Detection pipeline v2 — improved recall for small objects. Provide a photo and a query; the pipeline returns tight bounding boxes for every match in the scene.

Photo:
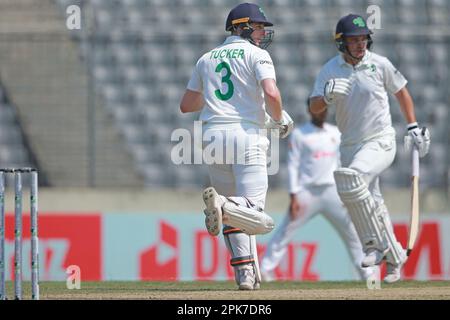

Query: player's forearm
[262,79,282,121]
[180,90,204,113]
[265,96,282,122]
[395,87,416,124]
[309,96,327,115]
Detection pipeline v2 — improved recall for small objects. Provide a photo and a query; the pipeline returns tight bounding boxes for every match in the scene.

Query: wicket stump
[0,168,39,300]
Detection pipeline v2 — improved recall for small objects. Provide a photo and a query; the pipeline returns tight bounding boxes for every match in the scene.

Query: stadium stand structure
[0,83,43,186]
[2,0,449,189]
[0,0,142,187]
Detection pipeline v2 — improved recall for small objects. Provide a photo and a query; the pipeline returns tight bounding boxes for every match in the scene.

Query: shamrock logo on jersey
[363,63,377,76]
[352,17,366,27]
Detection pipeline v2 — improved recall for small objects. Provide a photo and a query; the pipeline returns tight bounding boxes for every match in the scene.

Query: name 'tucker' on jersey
[187,36,276,127]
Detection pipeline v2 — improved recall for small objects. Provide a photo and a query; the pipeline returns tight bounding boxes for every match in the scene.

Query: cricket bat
[407,146,420,256]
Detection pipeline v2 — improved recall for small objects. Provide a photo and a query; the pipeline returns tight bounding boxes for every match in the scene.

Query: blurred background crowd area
[0,0,448,203]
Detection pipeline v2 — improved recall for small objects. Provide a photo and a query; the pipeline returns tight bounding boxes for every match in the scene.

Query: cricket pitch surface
[4,280,450,300]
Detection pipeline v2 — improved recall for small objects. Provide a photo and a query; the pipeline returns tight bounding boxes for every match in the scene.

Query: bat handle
[412,146,419,177]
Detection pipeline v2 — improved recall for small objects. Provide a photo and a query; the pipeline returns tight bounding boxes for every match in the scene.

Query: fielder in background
[180,3,293,290]
[309,14,430,283]
[260,102,377,281]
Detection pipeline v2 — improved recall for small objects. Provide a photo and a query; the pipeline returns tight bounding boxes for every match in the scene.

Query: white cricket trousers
[203,123,270,208]
[260,184,373,280]
[340,132,396,206]
[203,123,270,278]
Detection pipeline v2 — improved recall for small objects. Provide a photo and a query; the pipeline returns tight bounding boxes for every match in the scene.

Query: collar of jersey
[307,121,326,131]
[223,35,249,45]
[338,50,372,68]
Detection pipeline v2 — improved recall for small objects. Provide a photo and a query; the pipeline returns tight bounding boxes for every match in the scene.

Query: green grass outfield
[3,280,450,299]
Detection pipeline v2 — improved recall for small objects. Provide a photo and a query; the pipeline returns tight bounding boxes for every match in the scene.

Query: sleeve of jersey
[186,61,203,93]
[287,130,302,194]
[254,50,276,82]
[383,58,407,94]
[310,66,329,98]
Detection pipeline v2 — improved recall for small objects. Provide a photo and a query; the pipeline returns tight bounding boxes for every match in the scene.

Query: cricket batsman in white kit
[180,3,293,290]
[261,103,376,281]
[309,14,430,283]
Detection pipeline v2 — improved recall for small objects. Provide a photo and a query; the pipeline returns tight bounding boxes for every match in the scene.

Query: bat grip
[412,146,419,177]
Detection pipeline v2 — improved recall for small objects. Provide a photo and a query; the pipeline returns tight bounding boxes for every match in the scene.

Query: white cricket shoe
[361,248,388,267]
[384,250,407,284]
[202,187,224,236]
[236,265,259,290]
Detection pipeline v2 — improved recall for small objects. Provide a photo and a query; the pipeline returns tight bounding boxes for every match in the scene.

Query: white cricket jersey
[288,122,341,193]
[311,51,407,146]
[187,36,276,127]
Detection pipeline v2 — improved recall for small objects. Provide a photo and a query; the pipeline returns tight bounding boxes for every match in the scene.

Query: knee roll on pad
[222,201,274,235]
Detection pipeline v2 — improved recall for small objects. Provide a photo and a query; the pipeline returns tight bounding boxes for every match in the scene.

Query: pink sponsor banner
[3,213,102,281]
[5,212,447,281]
[193,230,320,281]
[391,219,445,280]
[103,213,450,281]
[103,213,313,281]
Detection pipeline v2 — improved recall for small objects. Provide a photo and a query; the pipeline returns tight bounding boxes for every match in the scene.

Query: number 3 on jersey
[214,62,234,101]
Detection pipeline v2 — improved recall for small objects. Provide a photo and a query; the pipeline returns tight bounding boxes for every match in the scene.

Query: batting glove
[323,78,352,105]
[265,110,294,139]
[404,122,431,158]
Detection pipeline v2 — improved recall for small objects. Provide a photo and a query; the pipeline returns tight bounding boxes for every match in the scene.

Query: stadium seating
[0,85,36,183]
[55,0,449,189]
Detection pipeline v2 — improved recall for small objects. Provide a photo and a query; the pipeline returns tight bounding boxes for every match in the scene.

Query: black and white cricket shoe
[202,187,224,236]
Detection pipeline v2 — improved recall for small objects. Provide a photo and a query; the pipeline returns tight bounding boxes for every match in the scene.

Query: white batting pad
[222,201,274,235]
[334,168,405,264]
[222,229,261,289]
[377,206,407,266]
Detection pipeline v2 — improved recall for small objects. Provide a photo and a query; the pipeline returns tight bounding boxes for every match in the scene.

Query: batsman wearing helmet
[180,3,293,290]
[309,14,430,283]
